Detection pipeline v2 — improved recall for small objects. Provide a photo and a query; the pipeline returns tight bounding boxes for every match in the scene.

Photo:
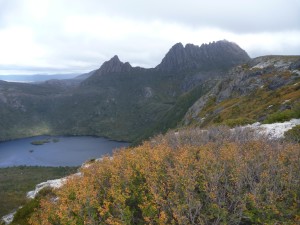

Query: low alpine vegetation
[29,127,300,225]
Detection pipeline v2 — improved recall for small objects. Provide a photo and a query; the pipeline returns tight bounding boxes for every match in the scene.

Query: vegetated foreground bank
[0,166,78,218]
[25,127,300,225]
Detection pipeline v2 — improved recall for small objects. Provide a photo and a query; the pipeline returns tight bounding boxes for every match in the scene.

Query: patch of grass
[0,166,78,218]
[222,118,256,127]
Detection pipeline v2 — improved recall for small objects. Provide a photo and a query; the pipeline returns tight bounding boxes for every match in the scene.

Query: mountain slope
[0,74,80,83]
[0,80,72,141]
[183,55,300,127]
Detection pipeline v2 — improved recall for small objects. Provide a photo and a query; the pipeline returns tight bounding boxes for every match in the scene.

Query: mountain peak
[172,42,184,49]
[156,40,250,72]
[99,55,132,74]
[155,42,186,72]
[110,55,121,62]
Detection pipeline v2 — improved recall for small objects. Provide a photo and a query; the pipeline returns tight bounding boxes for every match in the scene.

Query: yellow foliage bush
[29,128,300,225]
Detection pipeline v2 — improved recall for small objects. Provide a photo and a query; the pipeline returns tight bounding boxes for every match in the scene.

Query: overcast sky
[0,0,299,75]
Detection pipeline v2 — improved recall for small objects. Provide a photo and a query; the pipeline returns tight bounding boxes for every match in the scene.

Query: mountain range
[0,40,299,144]
[0,74,80,83]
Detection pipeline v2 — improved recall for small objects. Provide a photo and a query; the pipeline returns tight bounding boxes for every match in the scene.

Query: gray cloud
[0,0,299,75]
[0,0,31,30]
[67,0,300,33]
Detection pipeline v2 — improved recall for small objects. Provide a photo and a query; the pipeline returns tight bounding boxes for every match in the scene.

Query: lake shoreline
[0,134,129,144]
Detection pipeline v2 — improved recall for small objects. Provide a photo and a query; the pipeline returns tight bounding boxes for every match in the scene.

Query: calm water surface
[0,136,129,167]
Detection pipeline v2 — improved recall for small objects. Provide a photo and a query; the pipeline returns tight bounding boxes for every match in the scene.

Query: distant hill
[74,70,96,80]
[0,73,81,83]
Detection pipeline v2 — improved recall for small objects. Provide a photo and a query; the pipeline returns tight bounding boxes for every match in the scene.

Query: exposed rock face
[98,55,132,74]
[2,211,15,225]
[156,43,186,72]
[156,40,250,72]
[183,55,300,126]
[243,119,300,139]
[27,173,81,199]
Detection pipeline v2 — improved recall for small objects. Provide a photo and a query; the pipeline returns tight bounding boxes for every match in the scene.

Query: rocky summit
[97,55,133,74]
[156,40,250,72]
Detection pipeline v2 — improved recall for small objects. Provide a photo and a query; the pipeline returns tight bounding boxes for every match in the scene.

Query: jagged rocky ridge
[156,40,250,72]
[0,40,250,142]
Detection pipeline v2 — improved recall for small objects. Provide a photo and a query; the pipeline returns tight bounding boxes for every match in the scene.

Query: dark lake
[0,136,129,167]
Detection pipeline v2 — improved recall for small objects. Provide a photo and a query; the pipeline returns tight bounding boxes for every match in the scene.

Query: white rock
[26,172,81,199]
[252,61,271,69]
[1,211,16,225]
[26,178,67,199]
[244,118,300,139]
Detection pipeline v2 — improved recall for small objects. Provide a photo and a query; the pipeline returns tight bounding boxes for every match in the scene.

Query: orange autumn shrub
[30,128,300,225]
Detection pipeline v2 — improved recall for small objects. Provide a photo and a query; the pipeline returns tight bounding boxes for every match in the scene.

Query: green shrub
[264,110,295,123]
[11,199,39,225]
[284,125,300,143]
[11,187,56,225]
[264,103,300,124]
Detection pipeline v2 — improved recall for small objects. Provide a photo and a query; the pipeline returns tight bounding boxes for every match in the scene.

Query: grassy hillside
[184,56,300,128]
[197,80,300,127]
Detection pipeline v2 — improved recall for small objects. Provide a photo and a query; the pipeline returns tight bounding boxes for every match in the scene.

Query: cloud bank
[0,0,299,74]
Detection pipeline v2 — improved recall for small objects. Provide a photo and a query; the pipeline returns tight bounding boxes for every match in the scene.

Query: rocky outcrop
[243,119,300,139]
[156,40,250,72]
[1,212,15,225]
[183,55,300,126]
